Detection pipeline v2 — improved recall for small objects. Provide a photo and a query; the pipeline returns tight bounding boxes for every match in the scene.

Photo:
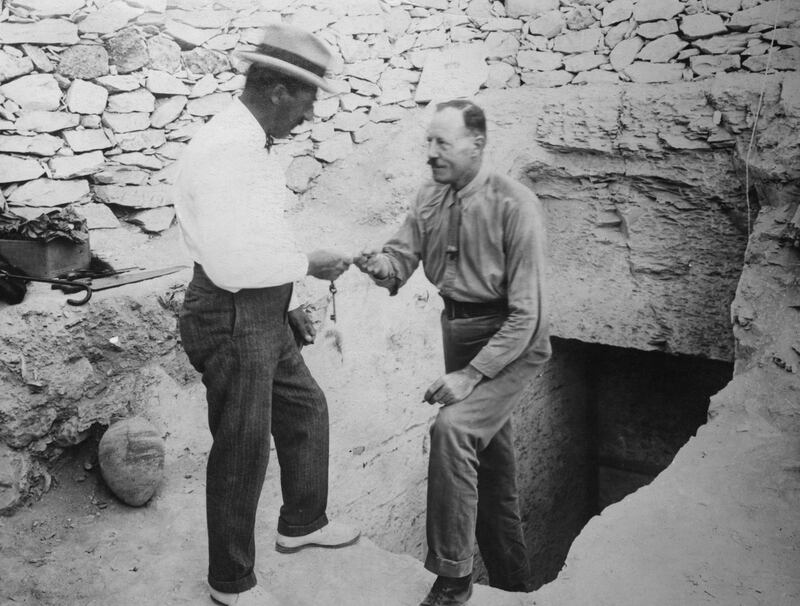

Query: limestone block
[286,156,323,194]
[75,203,120,229]
[115,129,166,152]
[150,96,187,128]
[186,93,231,117]
[332,110,369,133]
[48,151,105,179]
[311,121,335,143]
[63,129,113,153]
[106,27,149,74]
[78,1,143,35]
[517,50,564,72]
[205,33,239,51]
[128,207,175,233]
[728,0,800,29]
[485,32,520,59]
[601,0,634,27]
[605,21,632,49]
[563,53,607,73]
[0,155,44,183]
[189,74,217,98]
[527,10,565,38]
[680,13,728,40]
[145,71,190,95]
[57,45,110,80]
[147,36,182,73]
[483,18,524,32]
[13,0,85,17]
[95,75,141,93]
[164,20,215,48]
[565,6,596,31]
[107,89,156,113]
[111,152,163,170]
[414,29,448,49]
[764,28,800,47]
[94,167,150,186]
[183,48,229,75]
[287,7,336,32]
[1,74,61,111]
[0,20,79,45]
[414,45,488,103]
[610,36,643,72]
[0,134,62,156]
[625,61,684,83]
[314,97,340,120]
[743,48,800,72]
[520,70,573,86]
[98,418,164,507]
[7,178,89,207]
[0,51,34,84]
[637,34,688,63]
[486,62,517,88]
[405,0,447,9]
[708,0,741,12]
[690,54,741,77]
[93,184,171,208]
[572,70,621,84]
[693,32,755,54]
[167,8,232,29]
[102,112,151,133]
[22,45,54,73]
[637,20,679,39]
[632,0,684,23]
[333,16,385,35]
[218,75,245,92]
[315,132,354,163]
[344,60,385,83]
[506,0,558,18]
[552,28,604,54]
[411,14,444,33]
[66,80,109,115]
[14,111,80,133]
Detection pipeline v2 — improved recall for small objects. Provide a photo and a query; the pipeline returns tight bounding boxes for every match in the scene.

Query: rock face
[98,417,165,507]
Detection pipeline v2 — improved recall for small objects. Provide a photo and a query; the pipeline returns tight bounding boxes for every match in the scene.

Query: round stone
[98,417,165,507]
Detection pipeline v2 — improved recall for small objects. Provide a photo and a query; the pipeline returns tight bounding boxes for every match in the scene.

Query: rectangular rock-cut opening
[479,337,734,590]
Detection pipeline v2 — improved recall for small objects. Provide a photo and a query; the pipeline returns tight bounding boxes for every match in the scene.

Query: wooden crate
[0,237,91,278]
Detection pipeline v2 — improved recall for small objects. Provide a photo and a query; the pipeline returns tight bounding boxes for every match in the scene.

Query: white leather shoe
[275,520,361,554]
[210,584,279,605]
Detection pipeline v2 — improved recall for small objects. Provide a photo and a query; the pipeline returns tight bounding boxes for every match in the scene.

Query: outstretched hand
[423,367,484,406]
[307,249,352,281]
[354,248,392,280]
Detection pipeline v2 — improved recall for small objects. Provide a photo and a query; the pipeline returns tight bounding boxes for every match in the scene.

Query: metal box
[0,237,91,278]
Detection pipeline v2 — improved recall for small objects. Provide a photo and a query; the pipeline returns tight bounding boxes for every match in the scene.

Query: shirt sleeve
[378,195,424,295]
[183,145,308,291]
[469,190,547,378]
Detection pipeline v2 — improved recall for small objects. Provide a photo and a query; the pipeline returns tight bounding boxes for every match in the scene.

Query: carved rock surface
[98,417,164,507]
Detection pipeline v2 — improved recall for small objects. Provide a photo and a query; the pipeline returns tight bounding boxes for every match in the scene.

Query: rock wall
[1,0,799,232]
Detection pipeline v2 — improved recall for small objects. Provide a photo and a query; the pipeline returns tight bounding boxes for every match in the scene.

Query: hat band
[256,43,326,78]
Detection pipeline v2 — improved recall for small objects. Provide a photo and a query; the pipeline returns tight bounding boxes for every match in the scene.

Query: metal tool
[329,281,337,322]
[0,268,92,306]
[69,265,187,293]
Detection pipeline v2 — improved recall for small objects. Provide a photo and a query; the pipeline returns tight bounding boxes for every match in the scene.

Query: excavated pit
[502,338,733,590]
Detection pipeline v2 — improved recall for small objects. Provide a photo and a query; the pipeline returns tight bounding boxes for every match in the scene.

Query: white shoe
[210,584,279,605]
[275,520,361,554]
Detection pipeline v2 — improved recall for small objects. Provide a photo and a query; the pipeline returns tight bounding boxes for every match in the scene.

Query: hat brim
[235,51,336,93]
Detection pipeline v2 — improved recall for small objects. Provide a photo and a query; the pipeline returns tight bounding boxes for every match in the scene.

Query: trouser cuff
[424,550,473,578]
[208,570,256,594]
[277,513,328,537]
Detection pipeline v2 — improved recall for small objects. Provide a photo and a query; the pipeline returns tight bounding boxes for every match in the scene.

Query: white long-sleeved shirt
[174,98,308,299]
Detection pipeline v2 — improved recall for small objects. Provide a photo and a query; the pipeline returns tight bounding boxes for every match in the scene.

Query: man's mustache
[428,158,443,168]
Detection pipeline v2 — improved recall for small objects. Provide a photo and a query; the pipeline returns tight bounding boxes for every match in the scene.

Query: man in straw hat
[175,23,360,606]
[356,99,551,605]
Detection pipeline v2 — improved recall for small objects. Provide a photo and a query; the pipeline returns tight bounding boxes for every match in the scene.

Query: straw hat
[236,23,335,92]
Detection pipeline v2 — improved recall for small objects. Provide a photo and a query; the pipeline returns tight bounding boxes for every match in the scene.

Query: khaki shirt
[381,164,551,378]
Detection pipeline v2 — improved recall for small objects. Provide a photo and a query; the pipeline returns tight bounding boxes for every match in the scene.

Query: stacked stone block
[0,0,798,235]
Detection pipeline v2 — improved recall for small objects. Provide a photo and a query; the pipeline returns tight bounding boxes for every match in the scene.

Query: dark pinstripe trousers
[180,264,329,594]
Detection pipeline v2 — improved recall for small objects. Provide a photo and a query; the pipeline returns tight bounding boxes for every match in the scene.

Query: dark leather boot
[419,575,473,606]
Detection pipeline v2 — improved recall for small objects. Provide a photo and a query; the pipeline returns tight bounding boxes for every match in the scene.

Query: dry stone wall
[1,0,799,232]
